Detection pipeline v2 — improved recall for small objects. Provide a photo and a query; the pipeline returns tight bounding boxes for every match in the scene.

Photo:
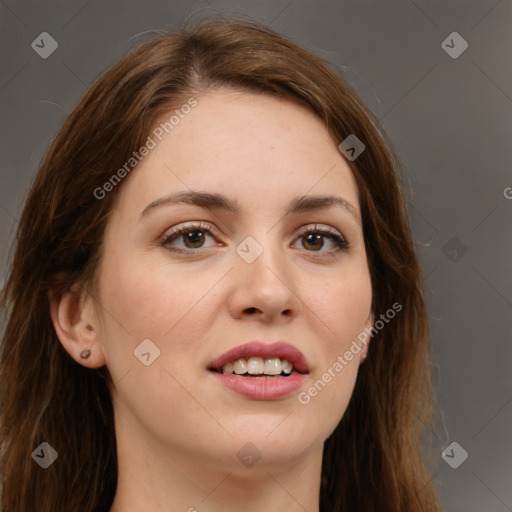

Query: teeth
[222,362,234,374]
[247,357,264,374]
[233,359,247,374]
[264,358,282,375]
[281,359,293,375]
[221,357,294,375]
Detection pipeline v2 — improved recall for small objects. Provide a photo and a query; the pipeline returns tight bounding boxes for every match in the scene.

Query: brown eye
[301,233,324,251]
[292,224,349,257]
[181,229,207,249]
[162,222,219,253]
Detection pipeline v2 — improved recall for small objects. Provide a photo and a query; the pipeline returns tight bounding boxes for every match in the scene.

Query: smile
[210,356,295,376]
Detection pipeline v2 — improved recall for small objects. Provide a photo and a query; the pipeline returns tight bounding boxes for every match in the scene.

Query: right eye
[161,221,222,254]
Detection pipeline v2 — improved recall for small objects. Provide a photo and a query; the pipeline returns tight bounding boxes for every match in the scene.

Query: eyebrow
[138,191,361,225]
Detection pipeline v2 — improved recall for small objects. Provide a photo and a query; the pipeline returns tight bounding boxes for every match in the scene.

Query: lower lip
[209,371,308,400]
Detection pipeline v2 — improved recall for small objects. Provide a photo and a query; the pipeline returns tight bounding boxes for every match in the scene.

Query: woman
[0,16,441,512]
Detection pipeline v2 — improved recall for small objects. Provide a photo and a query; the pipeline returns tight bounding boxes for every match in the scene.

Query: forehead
[115,89,360,218]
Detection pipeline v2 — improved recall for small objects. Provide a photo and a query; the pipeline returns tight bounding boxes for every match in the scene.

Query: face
[92,88,373,474]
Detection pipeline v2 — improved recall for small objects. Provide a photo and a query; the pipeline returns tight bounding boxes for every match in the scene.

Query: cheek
[299,275,370,437]
[97,251,226,368]
[309,267,372,347]
[99,251,200,334]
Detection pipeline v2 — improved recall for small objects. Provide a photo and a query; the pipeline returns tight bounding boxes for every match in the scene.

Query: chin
[227,424,319,459]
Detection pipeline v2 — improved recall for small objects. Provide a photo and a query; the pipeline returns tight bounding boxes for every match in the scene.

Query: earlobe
[48,287,106,368]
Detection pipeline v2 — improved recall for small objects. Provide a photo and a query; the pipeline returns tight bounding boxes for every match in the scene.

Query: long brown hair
[0,14,440,512]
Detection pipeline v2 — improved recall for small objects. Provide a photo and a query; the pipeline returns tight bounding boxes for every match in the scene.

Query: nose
[227,237,303,323]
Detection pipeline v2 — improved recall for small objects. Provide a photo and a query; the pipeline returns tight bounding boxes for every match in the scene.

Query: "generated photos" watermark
[298,302,402,404]
[93,98,197,200]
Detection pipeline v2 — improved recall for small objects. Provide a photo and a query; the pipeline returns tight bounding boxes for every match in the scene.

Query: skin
[50,88,374,512]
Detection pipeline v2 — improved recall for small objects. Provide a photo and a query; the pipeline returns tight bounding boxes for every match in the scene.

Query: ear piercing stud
[80,349,91,359]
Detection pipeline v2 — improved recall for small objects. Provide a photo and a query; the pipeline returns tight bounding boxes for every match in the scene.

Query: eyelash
[161,221,349,258]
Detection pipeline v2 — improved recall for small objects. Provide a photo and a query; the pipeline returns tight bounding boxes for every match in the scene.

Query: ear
[49,284,106,368]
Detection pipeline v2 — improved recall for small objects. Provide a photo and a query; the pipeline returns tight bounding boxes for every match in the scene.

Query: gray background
[1,1,511,510]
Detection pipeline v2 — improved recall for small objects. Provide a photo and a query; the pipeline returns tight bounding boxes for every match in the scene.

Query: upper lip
[209,341,310,374]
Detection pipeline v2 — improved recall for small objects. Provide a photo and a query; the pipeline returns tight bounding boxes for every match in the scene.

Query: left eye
[291,226,348,253]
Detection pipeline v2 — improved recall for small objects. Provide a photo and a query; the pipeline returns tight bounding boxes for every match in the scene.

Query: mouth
[208,340,310,376]
[207,341,309,400]
[209,355,302,378]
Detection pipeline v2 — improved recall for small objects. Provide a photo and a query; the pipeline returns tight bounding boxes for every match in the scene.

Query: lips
[208,341,310,374]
